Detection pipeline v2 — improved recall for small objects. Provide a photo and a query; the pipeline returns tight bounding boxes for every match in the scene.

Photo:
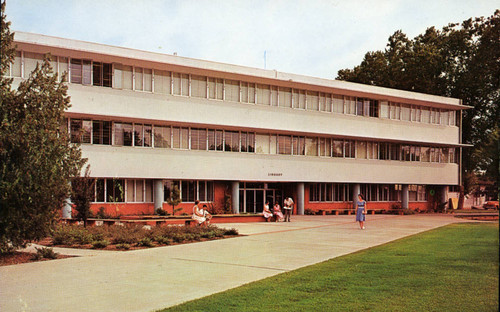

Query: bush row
[51,224,239,249]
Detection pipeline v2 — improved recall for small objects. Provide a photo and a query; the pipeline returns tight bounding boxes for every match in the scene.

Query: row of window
[9,51,459,126]
[309,183,427,202]
[69,118,459,164]
[93,179,214,203]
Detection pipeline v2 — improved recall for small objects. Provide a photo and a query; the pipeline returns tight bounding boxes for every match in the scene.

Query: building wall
[66,84,460,145]
[81,144,459,185]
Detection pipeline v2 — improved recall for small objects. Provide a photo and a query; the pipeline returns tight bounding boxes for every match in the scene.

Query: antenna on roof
[264,50,267,69]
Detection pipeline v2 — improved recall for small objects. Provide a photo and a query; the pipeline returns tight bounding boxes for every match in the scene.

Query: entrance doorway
[239,182,286,213]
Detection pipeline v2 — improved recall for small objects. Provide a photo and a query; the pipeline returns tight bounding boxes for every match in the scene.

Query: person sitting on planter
[192,200,212,226]
[263,201,273,222]
[273,202,284,222]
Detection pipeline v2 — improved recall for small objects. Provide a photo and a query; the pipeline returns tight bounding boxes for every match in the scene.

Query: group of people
[192,194,368,229]
[263,196,294,222]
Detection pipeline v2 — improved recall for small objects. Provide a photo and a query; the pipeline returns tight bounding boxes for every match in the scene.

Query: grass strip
[162,223,498,312]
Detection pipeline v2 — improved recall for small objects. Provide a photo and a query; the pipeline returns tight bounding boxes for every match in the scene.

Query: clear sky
[4,0,499,79]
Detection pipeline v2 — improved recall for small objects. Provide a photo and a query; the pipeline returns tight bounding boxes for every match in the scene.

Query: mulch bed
[0,251,73,267]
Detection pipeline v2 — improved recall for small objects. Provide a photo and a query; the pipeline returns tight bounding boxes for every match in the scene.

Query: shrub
[111,225,145,245]
[95,206,111,219]
[156,208,167,216]
[304,208,315,215]
[223,228,239,236]
[403,208,416,215]
[116,243,131,250]
[137,237,154,247]
[51,225,93,245]
[32,247,58,260]
[92,240,109,249]
[153,236,171,245]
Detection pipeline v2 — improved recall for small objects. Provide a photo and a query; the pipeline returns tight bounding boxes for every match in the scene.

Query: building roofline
[13,30,469,110]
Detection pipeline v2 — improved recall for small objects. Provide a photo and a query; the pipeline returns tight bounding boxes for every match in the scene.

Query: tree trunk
[458,185,465,210]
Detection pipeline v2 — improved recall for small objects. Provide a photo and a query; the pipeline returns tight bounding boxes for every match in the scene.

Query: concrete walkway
[0,214,471,312]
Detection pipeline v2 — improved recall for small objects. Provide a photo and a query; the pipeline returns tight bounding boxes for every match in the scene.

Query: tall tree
[0,1,85,251]
[337,10,500,199]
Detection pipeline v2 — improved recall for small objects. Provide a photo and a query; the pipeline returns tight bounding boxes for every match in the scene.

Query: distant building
[9,31,469,216]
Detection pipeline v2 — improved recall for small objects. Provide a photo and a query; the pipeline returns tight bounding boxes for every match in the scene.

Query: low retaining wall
[61,214,267,227]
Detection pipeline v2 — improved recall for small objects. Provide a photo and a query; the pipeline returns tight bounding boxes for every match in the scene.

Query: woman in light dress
[273,202,284,222]
[263,201,273,222]
[192,200,212,226]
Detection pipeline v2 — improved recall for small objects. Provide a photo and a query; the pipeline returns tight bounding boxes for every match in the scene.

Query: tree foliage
[0,2,85,251]
[166,185,182,215]
[337,10,499,197]
[71,165,95,227]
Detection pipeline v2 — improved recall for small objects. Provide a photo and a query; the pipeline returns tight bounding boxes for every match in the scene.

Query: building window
[278,135,292,155]
[191,128,207,150]
[191,75,207,98]
[224,131,240,152]
[92,62,112,87]
[114,123,133,146]
[92,120,111,145]
[292,136,305,155]
[181,180,196,202]
[306,91,319,111]
[154,70,172,94]
[344,140,355,158]
[70,58,91,84]
[154,125,171,148]
[319,138,331,157]
[103,179,124,202]
[305,137,318,156]
[70,119,91,143]
[208,129,224,151]
[369,100,379,117]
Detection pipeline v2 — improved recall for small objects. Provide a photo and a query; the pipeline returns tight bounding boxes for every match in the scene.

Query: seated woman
[192,200,212,226]
[273,203,284,222]
[263,201,273,222]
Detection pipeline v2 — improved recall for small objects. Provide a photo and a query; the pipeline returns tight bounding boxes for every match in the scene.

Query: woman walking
[356,194,367,229]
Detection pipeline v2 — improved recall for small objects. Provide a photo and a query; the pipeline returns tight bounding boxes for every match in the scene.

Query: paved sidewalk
[0,214,469,312]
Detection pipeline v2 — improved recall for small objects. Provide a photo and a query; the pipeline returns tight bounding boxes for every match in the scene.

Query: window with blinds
[191,75,207,98]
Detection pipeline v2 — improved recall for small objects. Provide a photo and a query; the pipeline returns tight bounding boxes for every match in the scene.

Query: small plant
[95,207,111,219]
[92,239,110,249]
[223,228,239,236]
[116,243,131,250]
[32,247,59,260]
[402,208,416,215]
[137,237,154,247]
[153,236,171,245]
[304,208,315,215]
[156,208,167,216]
[167,185,182,215]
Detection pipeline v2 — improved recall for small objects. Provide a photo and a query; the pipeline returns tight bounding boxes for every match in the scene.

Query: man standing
[283,196,294,222]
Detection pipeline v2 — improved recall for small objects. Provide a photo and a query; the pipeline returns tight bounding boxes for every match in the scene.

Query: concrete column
[154,179,164,213]
[401,184,409,209]
[231,181,240,214]
[439,186,448,205]
[62,198,72,218]
[352,183,360,209]
[296,182,304,215]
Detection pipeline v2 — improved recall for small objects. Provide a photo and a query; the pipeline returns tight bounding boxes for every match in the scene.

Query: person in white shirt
[283,196,294,222]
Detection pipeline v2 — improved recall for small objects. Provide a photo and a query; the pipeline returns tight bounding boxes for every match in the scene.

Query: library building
[9,31,469,217]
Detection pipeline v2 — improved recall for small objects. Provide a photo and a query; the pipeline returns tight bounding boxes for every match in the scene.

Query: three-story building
[9,31,468,217]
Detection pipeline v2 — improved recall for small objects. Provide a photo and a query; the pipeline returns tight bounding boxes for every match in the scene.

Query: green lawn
[162,223,499,312]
